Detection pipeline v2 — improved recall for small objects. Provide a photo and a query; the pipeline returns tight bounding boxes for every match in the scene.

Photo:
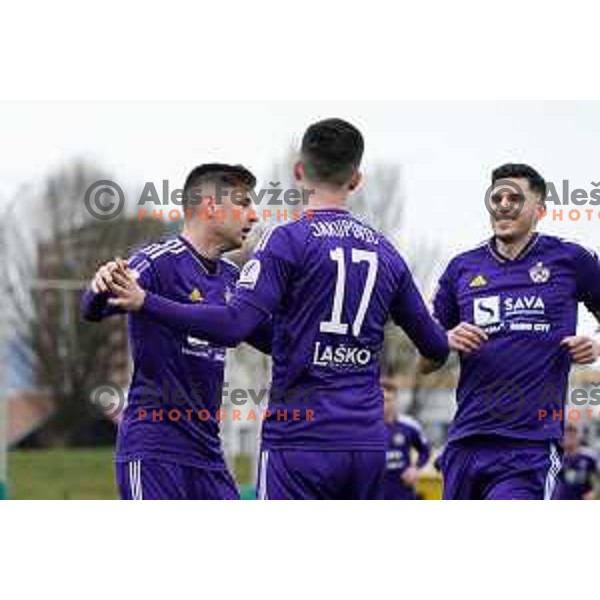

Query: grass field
[8,449,443,499]
[9,448,118,499]
[8,448,255,499]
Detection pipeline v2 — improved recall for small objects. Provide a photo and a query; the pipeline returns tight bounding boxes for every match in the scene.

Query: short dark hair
[301,118,364,187]
[183,163,256,211]
[492,163,547,205]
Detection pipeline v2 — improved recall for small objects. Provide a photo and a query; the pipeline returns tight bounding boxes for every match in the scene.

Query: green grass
[9,448,118,500]
[8,448,255,500]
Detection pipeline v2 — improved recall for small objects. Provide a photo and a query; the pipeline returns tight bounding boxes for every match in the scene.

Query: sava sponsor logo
[504,295,545,315]
[473,296,501,326]
[312,341,372,367]
[473,295,546,326]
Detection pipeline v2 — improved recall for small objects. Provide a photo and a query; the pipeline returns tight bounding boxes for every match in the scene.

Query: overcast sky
[1,101,599,330]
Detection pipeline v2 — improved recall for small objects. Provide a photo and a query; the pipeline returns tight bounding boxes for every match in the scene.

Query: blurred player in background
[554,422,599,500]
[382,376,431,500]
[420,163,600,500]
[106,118,450,499]
[81,164,270,500]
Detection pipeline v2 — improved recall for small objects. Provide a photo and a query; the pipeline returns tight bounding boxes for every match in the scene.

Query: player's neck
[306,190,348,212]
[494,230,536,260]
[180,227,223,261]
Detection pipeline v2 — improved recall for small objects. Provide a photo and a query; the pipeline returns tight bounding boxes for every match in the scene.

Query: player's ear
[537,203,547,220]
[348,170,362,192]
[294,161,304,183]
[204,195,217,216]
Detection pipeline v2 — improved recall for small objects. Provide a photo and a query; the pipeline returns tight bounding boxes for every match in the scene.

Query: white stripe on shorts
[129,460,143,500]
[544,444,561,500]
[258,451,269,500]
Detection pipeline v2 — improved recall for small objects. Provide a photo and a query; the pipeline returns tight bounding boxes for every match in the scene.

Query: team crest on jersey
[469,274,488,288]
[529,262,551,284]
[393,433,405,446]
[189,288,204,302]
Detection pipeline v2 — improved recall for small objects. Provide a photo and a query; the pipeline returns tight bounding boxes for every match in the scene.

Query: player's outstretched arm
[80,259,128,321]
[107,269,268,347]
[389,267,450,366]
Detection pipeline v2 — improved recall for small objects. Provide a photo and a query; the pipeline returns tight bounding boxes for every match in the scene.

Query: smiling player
[420,163,600,500]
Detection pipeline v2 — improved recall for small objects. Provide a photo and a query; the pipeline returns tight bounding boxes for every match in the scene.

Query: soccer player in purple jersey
[554,422,599,500]
[420,163,600,500]
[106,119,450,500]
[382,377,431,500]
[81,163,271,500]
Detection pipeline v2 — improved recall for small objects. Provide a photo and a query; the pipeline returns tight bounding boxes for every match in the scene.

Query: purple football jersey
[433,234,600,443]
[81,235,245,469]
[236,209,448,451]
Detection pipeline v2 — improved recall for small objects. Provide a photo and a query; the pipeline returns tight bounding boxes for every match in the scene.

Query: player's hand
[107,266,146,311]
[401,466,419,486]
[582,490,596,500]
[90,258,127,294]
[448,322,488,354]
[561,336,600,365]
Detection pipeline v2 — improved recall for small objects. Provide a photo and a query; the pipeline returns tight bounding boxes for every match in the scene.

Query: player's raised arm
[389,260,450,366]
[81,255,155,322]
[80,258,129,321]
[108,226,294,348]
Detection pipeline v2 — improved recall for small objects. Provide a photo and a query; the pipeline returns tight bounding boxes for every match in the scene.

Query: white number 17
[319,247,378,337]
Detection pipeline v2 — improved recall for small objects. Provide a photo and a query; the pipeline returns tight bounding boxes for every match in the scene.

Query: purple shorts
[256,449,385,500]
[115,459,239,500]
[441,436,562,500]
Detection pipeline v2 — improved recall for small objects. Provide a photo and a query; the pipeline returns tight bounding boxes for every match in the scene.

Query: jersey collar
[177,235,220,275]
[487,232,540,264]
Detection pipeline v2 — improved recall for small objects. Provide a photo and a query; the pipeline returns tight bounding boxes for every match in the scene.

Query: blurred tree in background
[0,161,166,446]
